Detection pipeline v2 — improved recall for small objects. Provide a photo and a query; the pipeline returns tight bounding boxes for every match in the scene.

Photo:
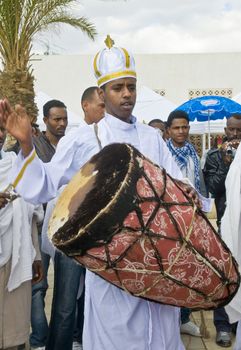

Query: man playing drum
[0,36,201,350]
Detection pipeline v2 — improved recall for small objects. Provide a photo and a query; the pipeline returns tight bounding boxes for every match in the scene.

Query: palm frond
[0,0,97,68]
[0,0,97,121]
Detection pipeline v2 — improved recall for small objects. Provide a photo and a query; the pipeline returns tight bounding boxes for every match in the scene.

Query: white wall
[135,52,241,104]
[32,54,95,120]
[31,52,241,120]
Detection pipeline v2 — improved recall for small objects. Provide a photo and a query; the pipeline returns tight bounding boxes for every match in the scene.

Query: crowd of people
[0,37,241,350]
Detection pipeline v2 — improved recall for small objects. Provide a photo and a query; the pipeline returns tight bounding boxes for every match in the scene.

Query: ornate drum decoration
[48,143,240,310]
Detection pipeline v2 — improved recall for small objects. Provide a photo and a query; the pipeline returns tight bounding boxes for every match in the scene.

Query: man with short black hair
[166,109,207,338]
[30,99,68,350]
[166,110,207,196]
[33,99,68,162]
[81,86,105,125]
[148,118,168,139]
[30,100,85,350]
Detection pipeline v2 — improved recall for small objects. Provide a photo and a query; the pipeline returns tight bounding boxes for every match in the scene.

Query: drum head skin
[49,143,240,310]
[49,143,140,254]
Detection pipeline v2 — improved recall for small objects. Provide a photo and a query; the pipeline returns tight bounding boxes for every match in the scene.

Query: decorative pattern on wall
[154,89,166,96]
[189,134,225,157]
[189,135,202,157]
[188,88,232,99]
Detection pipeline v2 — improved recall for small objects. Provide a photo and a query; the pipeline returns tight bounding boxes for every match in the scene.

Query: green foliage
[0,0,96,70]
[0,0,96,121]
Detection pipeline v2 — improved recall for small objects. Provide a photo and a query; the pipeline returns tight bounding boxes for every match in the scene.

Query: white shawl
[0,151,36,291]
[221,143,241,323]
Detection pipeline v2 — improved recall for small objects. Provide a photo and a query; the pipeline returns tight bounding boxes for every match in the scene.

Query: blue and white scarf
[166,139,201,192]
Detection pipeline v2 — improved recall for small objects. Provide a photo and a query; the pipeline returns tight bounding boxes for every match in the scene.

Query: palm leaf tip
[41,16,97,40]
[70,16,97,40]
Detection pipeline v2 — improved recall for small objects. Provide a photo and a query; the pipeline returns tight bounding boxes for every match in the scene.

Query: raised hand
[0,99,32,141]
[0,99,33,157]
[220,139,240,165]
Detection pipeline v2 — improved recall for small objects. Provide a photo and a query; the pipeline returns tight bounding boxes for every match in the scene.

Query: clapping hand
[0,99,33,156]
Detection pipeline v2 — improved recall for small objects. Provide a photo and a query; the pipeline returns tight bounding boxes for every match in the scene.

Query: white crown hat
[93,35,136,87]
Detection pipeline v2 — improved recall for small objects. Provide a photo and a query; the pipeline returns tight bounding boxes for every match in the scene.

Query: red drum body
[49,143,239,310]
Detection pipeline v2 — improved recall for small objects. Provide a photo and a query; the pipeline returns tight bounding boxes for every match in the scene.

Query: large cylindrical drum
[48,143,240,310]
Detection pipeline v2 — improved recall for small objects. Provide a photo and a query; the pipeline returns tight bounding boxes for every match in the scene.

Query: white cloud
[32,0,241,54]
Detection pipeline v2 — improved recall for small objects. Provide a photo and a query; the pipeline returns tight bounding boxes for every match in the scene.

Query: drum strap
[94,123,103,150]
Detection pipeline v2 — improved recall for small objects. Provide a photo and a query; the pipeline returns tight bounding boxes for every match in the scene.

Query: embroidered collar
[104,113,136,130]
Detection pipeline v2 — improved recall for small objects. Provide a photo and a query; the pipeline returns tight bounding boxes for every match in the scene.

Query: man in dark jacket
[33,99,68,162]
[30,99,69,350]
[203,113,241,347]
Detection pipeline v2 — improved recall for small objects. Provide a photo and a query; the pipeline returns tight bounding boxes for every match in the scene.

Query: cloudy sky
[33,0,241,55]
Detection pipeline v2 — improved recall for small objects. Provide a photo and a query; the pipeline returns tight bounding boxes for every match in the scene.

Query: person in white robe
[221,142,241,350]
[0,37,203,350]
[0,127,43,349]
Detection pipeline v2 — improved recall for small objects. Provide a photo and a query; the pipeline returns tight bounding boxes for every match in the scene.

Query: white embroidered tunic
[10,114,184,350]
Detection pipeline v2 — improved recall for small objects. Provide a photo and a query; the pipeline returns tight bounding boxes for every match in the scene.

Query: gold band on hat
[97,70,136,87]
[93,51,101,78]
[95,35,136,86]
[121,48,130,68]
